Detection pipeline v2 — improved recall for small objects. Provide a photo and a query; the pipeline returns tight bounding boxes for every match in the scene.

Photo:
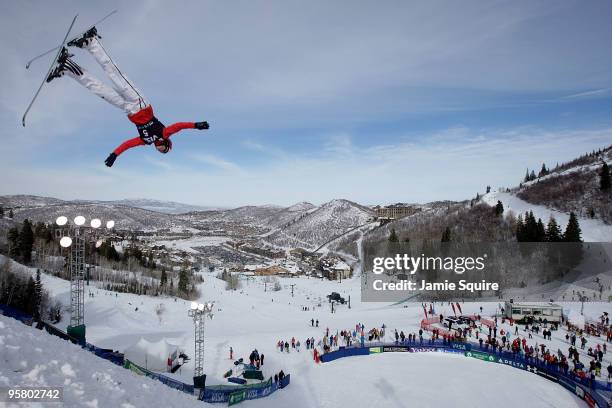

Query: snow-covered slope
[0,315,203,408]
[483,190,612,241]
[263,202,318,229]
[3,257,598,408]
[516,146,612,224]
[264,199,373,249]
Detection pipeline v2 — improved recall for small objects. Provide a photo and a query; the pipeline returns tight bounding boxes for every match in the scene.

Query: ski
[25,10,117,70]
[22,14,78,127]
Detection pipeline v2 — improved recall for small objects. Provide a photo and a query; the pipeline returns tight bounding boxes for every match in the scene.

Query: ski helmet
[155,138,172,154]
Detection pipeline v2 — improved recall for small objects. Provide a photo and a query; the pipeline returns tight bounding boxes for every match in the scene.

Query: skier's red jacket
[113,106,195,156]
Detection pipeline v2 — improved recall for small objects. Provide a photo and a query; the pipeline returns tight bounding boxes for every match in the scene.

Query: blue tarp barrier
[0,303,33,324]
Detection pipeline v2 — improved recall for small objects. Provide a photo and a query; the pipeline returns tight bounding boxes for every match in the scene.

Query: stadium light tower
[188,301,213,392]
[56,215,115,344]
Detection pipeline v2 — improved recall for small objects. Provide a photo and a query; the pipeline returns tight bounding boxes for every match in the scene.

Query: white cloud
[191,153,244,174]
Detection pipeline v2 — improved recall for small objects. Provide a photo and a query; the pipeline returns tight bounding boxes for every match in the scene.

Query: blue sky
[1,0,612,207]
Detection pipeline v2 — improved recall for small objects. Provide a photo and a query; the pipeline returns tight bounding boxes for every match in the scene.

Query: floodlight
[191,302,198,310]
[74,216,86,226]
[90,218,102,228]
[106,220,115,229]
[60,236,73,248]
[56,216,68,226]
[198,304,204,311]
[95,239,103,248]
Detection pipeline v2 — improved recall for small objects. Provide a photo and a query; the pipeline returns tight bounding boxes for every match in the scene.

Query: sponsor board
[383,346,410,352]
[575,385,585,399]
[465,351,495,362]
[409,347,439,353]
[496,358,526,370]
[450,343,469,351]
[369,347,382,354]
[228,390,246,406]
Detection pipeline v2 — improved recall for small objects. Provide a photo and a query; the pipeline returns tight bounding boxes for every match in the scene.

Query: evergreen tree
[9,209,13,218]
[529,170,536,181]
[524,169,530,183]
[538,163,548,177]
[19,219,34,264]
[0,206,4,218]
[515,214,524,242]
[536,218,546,242]
[600,162,611,191]
[563,212,582,242]
[441,227,451,242]
[525,211,537,241]
[7,227,20,258]
[494,200,504,217]
[178,268,189,293]
[34,269,43,320]
[546,217,562,242]
[388,228,399,243]
[486,185,491,194]
[160,269,168,288]
[588,207,595,218]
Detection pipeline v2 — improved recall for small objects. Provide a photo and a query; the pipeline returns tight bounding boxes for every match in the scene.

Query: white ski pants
[66,37,148,115]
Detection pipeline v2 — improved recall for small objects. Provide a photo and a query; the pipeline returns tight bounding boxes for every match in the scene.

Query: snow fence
[319,340,611,408]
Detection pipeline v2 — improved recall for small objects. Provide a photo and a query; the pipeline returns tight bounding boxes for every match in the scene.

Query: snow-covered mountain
[104,198,222,214]
[0,194,65,208]
[264,199,374,249]
[4,201,182,231]
[0,195,218,215]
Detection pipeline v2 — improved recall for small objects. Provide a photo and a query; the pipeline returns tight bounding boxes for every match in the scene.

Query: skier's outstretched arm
[105,137,145,167]
[162,121,209,139]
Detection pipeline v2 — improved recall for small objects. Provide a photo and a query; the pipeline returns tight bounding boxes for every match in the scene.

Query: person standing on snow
[46,27,209,167]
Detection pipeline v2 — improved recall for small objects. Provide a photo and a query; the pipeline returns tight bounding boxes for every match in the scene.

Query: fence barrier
[319,339,611,408]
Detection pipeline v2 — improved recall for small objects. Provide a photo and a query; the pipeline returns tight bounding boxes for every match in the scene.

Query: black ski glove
[105,152,117,167]
[194,121,209,130]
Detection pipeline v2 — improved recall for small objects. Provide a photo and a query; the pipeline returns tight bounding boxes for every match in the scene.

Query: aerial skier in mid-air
[46,27,209,167]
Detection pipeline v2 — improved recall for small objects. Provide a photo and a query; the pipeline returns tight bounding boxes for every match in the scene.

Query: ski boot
[67,26,101,48]
[46,47,83,82]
